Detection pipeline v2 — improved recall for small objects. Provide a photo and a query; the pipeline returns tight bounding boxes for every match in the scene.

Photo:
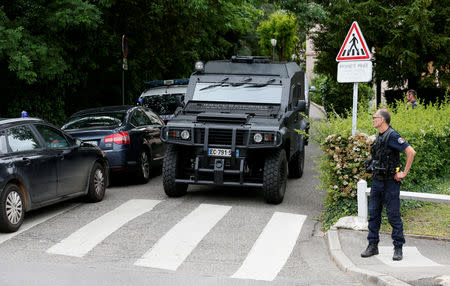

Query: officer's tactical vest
[370,126,400,177]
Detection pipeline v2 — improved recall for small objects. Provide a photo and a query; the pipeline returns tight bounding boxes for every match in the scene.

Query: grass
[380,177,450,238]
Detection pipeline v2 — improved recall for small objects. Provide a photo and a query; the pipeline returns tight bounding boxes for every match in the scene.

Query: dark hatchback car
[62,106,165,183]
[0,118,109,232]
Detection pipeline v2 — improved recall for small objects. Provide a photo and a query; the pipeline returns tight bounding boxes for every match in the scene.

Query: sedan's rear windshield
[62,113,126,130]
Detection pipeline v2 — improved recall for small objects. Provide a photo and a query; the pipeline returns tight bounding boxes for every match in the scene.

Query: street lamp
[270,38,277,61]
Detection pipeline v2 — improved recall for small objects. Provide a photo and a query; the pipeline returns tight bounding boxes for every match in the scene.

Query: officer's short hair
[378,109,391,125]
[407,89,417,97]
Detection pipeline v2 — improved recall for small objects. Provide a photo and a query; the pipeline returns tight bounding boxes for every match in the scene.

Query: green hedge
[310,74,373,116]
[313,100,450,228]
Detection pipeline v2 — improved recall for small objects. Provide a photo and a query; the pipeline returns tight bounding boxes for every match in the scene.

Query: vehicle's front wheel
[0,184,25,232]
[137,149,151,183]
[163,144,188,197]
[288,149,304,178]
[263,149,288,204]
[86,162,106,202]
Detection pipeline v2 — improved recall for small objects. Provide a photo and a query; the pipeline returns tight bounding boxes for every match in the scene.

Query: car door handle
[22,157,31,166]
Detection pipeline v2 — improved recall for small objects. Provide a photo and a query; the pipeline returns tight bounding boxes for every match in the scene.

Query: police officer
[406,89,418,109]
[361,109,416,261]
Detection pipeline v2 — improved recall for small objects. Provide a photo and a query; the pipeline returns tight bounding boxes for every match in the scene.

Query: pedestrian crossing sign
[336,21,372,62]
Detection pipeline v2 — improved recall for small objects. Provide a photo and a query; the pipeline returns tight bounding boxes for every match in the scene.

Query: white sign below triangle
[336,21,372,62]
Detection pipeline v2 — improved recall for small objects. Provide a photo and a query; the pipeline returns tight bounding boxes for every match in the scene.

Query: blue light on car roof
[144,78,189,87]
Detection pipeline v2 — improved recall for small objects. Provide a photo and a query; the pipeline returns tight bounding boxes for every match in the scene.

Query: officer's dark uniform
[368,126,409,247]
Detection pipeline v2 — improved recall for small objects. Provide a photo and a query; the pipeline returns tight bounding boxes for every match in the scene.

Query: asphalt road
[0,105,361,286]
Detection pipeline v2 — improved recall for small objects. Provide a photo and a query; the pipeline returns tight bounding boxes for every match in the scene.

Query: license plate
[208,148,231,157]
[85,140,98,146]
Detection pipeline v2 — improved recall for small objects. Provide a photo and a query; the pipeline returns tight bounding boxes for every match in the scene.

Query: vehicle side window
[0,132,8,155]
[7,125,41,152]
[131,110,152,126]
[292,83,302,104]
[146,111,163,125]
[34,124,69,148]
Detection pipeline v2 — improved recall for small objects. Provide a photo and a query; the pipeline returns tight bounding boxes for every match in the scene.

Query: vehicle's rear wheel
[163,144,188,197]
[263,149,288,204]
[0,184,25,233]
[86,162,106,202]
[137,149,151,183]
[288,149,304,178]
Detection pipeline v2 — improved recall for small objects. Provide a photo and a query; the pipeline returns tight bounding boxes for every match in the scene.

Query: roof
[144,78,189,87]
[140,85,187,97]
[69,106,137,118]
[0,117,43,127]
[202,57,302,78]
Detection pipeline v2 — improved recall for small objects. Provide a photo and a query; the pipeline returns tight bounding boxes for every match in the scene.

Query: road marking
[231,212,307,281]
[376,246,442,267]
[135,203,231,270]
[47,199,160,257]
[0,204,78,245]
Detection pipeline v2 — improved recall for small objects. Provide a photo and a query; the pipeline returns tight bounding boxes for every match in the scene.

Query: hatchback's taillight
[104,132,130,145]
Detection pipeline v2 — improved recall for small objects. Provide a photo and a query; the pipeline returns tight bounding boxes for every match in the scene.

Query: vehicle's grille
[194,128,246,146]
[210,129,232,145]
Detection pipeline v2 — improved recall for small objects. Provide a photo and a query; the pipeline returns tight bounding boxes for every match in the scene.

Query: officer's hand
[394,171,406,181]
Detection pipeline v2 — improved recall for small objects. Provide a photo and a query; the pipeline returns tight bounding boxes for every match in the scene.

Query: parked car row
[0,105,167,232]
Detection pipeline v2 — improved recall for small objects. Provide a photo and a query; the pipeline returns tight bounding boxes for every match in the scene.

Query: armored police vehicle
[160,56,309,204]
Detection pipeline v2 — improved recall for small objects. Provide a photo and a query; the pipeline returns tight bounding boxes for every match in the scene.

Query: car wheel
[163,144,188,197]
[137,149,151,183]
[288,150,304,178]
[86,162,106,202]
[263,149,288,204]
[0,184,25,233]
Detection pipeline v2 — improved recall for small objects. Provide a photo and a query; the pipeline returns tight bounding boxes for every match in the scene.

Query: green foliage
[312,0,450,90]
[0,0,262,124]
[313,101,450,228]
[276,0,326,42]
[257,11,299,61]
[309,74,374,116]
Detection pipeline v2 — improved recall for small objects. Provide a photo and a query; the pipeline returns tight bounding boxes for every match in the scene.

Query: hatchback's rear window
[63,113,125,130]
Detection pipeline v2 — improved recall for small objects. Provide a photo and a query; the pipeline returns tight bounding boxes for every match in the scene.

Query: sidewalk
[327,220,450,286]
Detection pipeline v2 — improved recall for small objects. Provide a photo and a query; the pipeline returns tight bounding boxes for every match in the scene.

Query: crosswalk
[0,199,308,282]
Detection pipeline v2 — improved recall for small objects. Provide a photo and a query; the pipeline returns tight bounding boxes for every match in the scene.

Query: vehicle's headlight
[253,133,263,143]
[181,130,190,140]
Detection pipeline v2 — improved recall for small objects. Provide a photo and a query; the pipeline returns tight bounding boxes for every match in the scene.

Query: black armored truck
[160,56,310,204]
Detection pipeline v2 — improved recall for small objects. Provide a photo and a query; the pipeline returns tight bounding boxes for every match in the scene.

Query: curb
[327,229,411,286]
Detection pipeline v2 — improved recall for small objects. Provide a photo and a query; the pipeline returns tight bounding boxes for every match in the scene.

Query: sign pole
[121,35,128,106]
[122,67,125,105]
[352,82,358,136]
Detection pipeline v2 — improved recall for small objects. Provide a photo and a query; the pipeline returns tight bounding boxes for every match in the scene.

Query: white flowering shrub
[323,132,374,198]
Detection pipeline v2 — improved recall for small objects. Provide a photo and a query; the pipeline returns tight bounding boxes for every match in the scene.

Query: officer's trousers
[367,178,405,247]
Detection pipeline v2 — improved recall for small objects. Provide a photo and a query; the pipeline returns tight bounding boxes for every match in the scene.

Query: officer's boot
[393,246,403,261]
[361,244,379,258]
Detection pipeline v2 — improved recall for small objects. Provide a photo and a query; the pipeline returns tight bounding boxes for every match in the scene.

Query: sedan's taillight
[104,132,130,145]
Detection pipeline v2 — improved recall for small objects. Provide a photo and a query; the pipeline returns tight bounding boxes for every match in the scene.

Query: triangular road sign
[336,21,372,62]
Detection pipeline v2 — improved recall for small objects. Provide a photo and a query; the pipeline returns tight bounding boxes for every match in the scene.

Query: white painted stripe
[0,204,78,245]
[376,246,442,267]
[47,199,160,257]
[135,203,231,270]
[232,212,307,281]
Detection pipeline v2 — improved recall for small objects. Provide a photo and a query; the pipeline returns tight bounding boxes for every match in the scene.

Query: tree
[313,0,449,90]
[0,0,262,123]
[0,0,102,123]
[276,0,325,43]
[257,11,299,61]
